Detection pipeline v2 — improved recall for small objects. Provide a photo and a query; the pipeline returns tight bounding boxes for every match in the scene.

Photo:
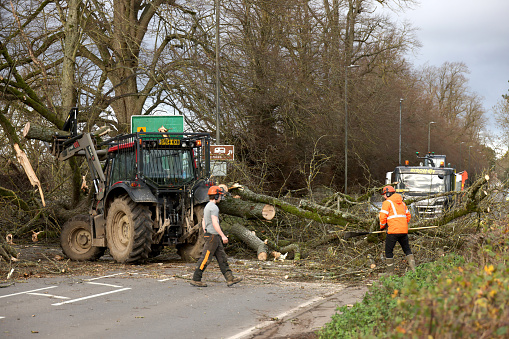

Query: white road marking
[86,281,123,288]
[226,296,325,339]
[27,293,70,299]
[84,273,126,281]
[157,278,174,282]
[51,287,131,306]
[0,316,5,319]
[0,286,58,299]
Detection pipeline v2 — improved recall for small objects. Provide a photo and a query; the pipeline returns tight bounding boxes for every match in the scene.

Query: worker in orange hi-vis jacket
[379,185,416,273]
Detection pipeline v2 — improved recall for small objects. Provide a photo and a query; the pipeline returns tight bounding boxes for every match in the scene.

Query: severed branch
[14,144,45,206]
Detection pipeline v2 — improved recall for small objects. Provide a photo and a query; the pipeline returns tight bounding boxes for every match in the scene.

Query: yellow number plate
[158,138,180,146]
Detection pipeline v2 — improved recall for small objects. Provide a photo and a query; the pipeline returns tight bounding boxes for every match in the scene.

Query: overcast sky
[385,0,509,137]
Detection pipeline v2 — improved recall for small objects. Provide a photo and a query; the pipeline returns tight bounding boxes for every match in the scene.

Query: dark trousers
[385,233,412,258]
[193,234,232,281]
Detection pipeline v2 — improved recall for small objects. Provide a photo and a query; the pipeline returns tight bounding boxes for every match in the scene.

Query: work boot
[407,254,416,271]
[225,271,243,287]
[190,280,207,287]
[386,258,395,274]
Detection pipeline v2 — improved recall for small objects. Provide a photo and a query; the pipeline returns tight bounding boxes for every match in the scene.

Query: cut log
[218,196,275,220]
[222,216,268,260]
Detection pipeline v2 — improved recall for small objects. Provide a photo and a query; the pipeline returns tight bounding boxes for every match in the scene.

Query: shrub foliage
[320,218,509,338]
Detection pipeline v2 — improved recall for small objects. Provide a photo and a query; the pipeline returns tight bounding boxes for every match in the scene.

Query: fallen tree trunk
[222,216,268,260]
[218,196,275,221]
[228,176,491,245]
[229,185,350,227]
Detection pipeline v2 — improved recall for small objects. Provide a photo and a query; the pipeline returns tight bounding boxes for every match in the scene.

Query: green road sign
[131,115,184,133]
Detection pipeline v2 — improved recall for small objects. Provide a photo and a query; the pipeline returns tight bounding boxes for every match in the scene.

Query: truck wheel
[106,195,152,263]
[61,215,105,261]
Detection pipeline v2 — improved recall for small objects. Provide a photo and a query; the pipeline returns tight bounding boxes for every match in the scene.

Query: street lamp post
[468,145,473,174]
[460,142,465,169]
[427,121,436,153]
[215,0,221,144]
[344,64,359,194]
[399,98,403,165]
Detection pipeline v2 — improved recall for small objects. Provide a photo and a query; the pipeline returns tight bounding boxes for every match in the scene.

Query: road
[0,266,362,339]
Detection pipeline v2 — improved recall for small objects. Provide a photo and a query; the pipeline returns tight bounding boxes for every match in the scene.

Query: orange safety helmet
[381,185,396,195]
[208,185,224,197]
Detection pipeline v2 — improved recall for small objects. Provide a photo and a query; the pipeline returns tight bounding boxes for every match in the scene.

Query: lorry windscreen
[396,173,448,195]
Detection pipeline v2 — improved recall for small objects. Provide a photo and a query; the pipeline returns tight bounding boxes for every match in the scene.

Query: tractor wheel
[177,204,205,262]
[60,215,105,261]
[106,195,152,263]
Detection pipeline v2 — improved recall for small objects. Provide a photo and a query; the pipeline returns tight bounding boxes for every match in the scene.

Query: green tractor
[54,109,212,263]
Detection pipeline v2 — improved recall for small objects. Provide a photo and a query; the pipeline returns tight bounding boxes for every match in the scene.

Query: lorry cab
[385,153,464,219]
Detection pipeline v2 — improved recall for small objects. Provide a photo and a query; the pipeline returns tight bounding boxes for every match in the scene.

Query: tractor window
[142,149,195,186]
[110,151,136,184]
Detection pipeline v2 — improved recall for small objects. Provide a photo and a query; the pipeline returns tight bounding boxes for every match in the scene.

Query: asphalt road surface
[0,268,362,339]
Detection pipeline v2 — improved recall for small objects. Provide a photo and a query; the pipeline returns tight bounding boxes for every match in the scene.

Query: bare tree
[198,0,421,192]
[421,62,486,139]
